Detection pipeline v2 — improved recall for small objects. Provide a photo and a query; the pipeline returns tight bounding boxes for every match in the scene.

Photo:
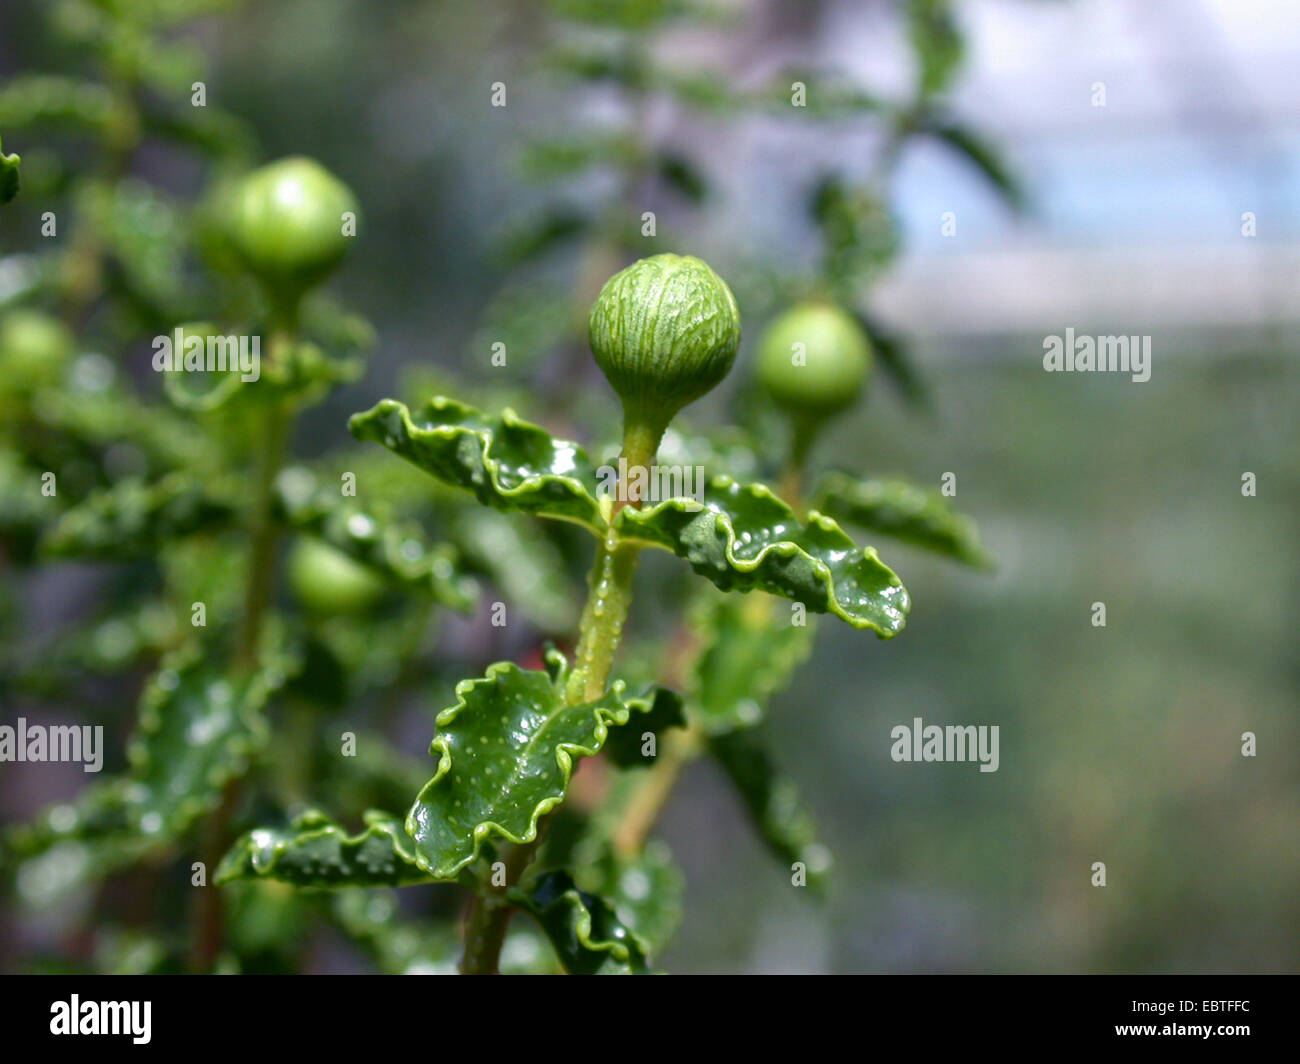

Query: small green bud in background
[0,309,75,390]
[287,536,385,616]
[757,301,872,420]
[226,157,357,307]
[588,253,741,460]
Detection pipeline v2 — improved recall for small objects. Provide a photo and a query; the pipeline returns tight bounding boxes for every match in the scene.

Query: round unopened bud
[757,301,872,418]
[288,537,384,616]
[227,157,357,303]
[588,254,741,438]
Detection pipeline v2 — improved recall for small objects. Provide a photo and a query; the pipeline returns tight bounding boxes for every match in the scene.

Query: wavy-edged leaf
[273,466,477,611]
[406,654,673,879]
[349,397,605,534]
[509,871,650,974]
[709,729,832,892]
[216,810,432,888]
[812,471,992,568]
[602,686,685,768]
[616,475,909,635]
[576,841,684,955]
[0,135,18,204]
[690,591,813,733]
[42,474,237,559]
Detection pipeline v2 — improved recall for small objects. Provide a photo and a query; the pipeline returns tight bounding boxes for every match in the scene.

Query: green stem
[460,418,659,972]
[190,317,297,973]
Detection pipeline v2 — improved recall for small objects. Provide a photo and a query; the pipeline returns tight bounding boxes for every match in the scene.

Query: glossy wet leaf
[615,475,910,635]
[509,870,650,975]
[709,729,832,892]
[602,686,685,768]
[812,471,992,568]
[41,474,237,559]
[690,592,814,733]
[406,656,674,879]
[349,397,606,533]
[274,466,477,611]
[216,810,432,887]
[577,842,684,955]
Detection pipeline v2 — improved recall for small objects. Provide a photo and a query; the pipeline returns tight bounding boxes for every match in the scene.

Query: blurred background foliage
[0,0,1296,973]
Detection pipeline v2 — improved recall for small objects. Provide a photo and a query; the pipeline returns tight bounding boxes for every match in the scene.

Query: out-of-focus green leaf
[655,152,708,202]
[689,591,813,733]
[708,729,832,892]
[406,653,675,879]
[616,475,910,635]
[450,507,577,633]
[330,890,460,974]
[497,210,590,266]
[812,471,993,568]
[0,76,134,137]
[918,115,1025,211]
[273,466,477,611]
[853,309,930,408]
[40,474,234,558]
[509,870,650,974]
[7,644,293,860]
[42,474,237,559]
[760,69,884,119]
[602,686,685,767]
[77,179,188,316]
[216,810,432,887]
[349,397,606,534]
[518,133,640,180]
[812,176,899,291]
[907,0,965,98]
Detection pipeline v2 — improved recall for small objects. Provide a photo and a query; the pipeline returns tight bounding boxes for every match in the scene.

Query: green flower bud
[288,537,385,616]
[0,309,75,389]
[757,301,872,419]
[227,157,357,305]
[588,254,741,447]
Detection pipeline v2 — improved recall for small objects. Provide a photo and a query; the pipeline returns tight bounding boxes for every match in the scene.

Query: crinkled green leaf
[42,474,237,559]
[602,686,685,768]
[616,475,909,635]
[0,135,19,204]
[689,591,813,733]
[406,654,674,879]
[349,397,605,533]
[274,466,477,611]
[216,810,432,887]
[509,870,650,974]
[576,841,684,955]
[812,471,992,568]
[709,729,832,892]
